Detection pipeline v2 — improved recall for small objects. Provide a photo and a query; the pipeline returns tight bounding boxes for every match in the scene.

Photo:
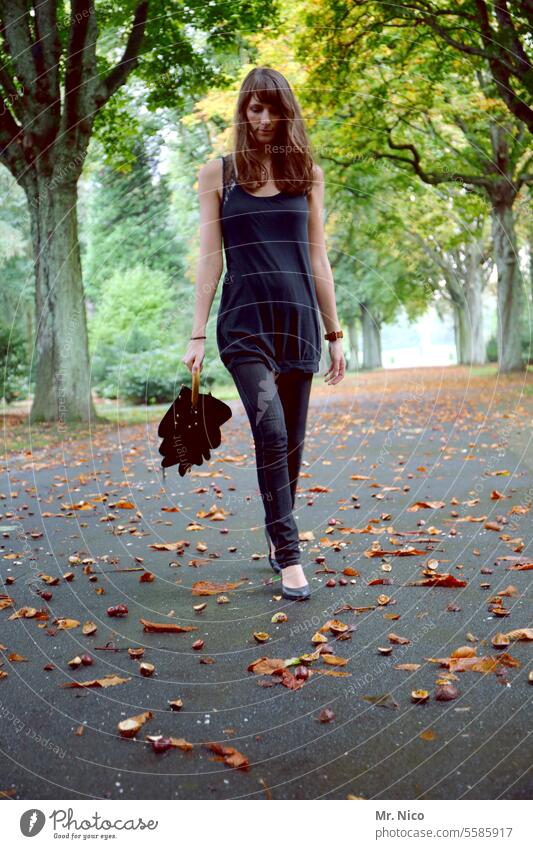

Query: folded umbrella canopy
[158,368,232,477]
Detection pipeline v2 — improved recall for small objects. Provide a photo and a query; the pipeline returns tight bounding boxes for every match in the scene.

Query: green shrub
[95,345,228,405]
[486,331,531,365]
[0,321,29,404]
[486,336,498,363]
[89,265,177,352]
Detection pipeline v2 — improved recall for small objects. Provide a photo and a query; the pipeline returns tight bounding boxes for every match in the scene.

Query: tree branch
[94,1,149,110]
[32,0,61,109]
[0,92,25,180]
[0,1,37,103]
[381,130,490,188]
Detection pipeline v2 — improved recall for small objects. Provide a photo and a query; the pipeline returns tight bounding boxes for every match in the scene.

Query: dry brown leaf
[204,742,249,770]
[192,580,246,596]
[169,737,193,751]
[247,657,288,675]
[54,618,80,630]
[420,729,436,740]
[408,573,467,588]
[407,501,446,511]
[389,633,410,645]
[322,655,348,666]
[140,618,197,633]
[149,540,189,551]
[118,711,152,738]
[61,674,131,689]
[502,628,533,641]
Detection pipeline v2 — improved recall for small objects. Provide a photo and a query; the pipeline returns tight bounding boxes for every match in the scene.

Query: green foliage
[89,0,278,163]
[0,320,29,404]
[89,262,228,403]
[0,171,34,320]
[96,344,226,405]
[486,336,498,363]
[89,264,177,352]
[83,135,184,300]
[486,328,531,365]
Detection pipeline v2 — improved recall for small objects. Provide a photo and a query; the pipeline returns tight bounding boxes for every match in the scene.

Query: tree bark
[361,304,382,369]
[452,303,466,364]
[491,200,524,371]
[26,176,96,422]
[464,243,486,365]
[0,0,149,421]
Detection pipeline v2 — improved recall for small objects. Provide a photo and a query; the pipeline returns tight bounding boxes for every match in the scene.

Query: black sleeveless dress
[216,154,322,375]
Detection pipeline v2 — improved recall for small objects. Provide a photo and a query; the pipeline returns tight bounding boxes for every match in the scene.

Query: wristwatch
[324,330,344,341]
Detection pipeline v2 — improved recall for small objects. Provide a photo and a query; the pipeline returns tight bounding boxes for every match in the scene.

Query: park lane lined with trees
[0,0,532,422]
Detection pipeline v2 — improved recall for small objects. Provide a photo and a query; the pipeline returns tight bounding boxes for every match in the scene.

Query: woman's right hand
[182,339,205,373]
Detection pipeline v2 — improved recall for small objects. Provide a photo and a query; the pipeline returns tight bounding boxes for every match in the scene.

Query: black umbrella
[157,368,232,478]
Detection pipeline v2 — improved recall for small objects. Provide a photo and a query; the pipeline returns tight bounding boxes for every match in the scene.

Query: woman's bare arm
[307,164,342,334]
[182,159,223,372]
[308,164,345,384]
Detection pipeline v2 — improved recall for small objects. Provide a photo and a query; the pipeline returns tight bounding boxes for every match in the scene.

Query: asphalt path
[0,371,531,800]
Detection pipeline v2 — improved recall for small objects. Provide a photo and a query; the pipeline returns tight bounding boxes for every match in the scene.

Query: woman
[183,67,345,601]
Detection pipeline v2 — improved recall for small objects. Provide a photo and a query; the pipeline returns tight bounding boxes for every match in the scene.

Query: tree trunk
[452,303,468,364]
[347,318,359,370]
[361,304,382,369]
[463,240,486,365]
[491,200,524,372]
[27,177,96,423]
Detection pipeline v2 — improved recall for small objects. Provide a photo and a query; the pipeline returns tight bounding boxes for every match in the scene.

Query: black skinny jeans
[228,360,313,568]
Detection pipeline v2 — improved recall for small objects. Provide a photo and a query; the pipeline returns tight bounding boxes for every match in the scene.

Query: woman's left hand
[324,339,346,385]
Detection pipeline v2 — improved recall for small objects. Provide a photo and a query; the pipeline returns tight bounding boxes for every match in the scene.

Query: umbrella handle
[191,367,201,407]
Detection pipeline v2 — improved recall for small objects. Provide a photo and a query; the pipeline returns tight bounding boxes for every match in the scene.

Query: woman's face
[245,92,281,144]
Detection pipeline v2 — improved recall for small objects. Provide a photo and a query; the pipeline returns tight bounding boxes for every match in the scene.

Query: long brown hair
[232,67,316,196]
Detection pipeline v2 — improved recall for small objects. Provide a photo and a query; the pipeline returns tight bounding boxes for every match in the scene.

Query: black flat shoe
[281,581,311,601]
[264,527,282,575]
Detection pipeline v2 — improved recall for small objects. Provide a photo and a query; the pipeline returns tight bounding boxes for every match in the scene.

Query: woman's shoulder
[311,162,324,183]
[308,162,324,201]
[198,157,223,185]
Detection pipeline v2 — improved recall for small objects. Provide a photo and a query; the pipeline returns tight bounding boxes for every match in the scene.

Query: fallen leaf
[408,573,467,588]
[61,674,131,689]
[362,693,399,709]
[140,619,197,633]
[169,737,193,751]
[502,628,533,641]
[389,633,410,645]
[54,618,80,630]
[322,655,348,666]
[407,501,446,511]
[9,607,38,620]
[118,711,152,738]
[247,657,288,675]
[204,742,249,770]
[192,580,246,596]
[420,729,436,740]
